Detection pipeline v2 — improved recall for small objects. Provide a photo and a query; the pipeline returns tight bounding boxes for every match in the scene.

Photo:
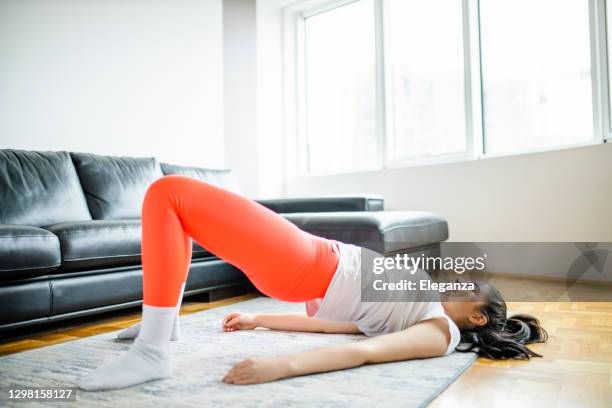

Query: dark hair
[456,282,548,359]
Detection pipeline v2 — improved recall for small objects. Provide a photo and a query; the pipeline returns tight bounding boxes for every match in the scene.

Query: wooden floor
[432,275,612,408]
[1,278,611,407]
[431,301,612,408]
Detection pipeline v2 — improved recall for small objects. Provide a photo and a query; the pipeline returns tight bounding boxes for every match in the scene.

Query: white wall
[219,0,285,198]
[224,0,259,196]
[286,143,612,242]
[0,0,225,168]
[222,0,285,198]
[256,0,285,198]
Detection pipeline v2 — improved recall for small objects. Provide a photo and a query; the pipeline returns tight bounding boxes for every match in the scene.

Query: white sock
[78,337,172,391]
[78,305,176,391]
[116,283,185,341]
[138,304,176,348]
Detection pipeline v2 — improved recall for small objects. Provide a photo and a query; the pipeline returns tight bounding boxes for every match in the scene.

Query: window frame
[283,0,609,178]
[598,0,612,141]
[382,0,478,168]
[301,0,382,174]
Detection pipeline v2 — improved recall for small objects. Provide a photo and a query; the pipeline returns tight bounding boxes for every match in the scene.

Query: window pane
[304,0,378,174]
[386,0,466,160]
[480,0,593,155]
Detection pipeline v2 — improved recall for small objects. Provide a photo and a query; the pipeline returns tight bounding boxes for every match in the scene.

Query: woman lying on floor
[78,176,548,390]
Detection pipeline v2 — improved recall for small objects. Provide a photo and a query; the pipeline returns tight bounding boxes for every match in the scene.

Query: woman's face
[442,288,488,329]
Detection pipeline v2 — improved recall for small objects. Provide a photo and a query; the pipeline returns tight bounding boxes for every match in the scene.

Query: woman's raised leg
[78,176,339,391]
[139,175,339,306]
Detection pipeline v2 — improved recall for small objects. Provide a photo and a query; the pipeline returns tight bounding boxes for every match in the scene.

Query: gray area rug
[0,297,477,407]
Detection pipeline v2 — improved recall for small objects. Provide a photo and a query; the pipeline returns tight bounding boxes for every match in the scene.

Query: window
[292,0,604,175]
[480,0,593,154]
[386,0,466,160]
[304,0,379,174]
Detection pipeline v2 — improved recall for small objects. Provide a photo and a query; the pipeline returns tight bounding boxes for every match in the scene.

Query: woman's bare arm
[223,318,451,385]
[222,312,360,334]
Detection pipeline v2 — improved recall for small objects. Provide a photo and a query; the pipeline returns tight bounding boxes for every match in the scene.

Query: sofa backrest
[0,149,242,224]
[71,152,163,220]
[0,149,92,226]
[160,163,242,194]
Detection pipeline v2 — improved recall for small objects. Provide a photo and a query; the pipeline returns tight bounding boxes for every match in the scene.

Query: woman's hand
[222,312,258,331]
[223,357,291,385]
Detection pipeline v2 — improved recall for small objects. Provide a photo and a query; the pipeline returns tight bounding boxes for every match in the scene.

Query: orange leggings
[141,175,340,307]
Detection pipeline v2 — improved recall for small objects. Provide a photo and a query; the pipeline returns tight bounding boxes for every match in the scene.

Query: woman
[78,176,547,390]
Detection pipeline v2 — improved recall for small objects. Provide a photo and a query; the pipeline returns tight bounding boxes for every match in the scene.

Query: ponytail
[458,314,548,359]
[455,282,548,360]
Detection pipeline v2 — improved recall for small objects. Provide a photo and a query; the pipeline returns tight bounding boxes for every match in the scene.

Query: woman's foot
[78,338,172,391]
[116,318,180,341]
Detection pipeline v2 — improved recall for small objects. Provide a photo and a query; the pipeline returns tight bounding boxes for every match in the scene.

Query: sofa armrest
[256,195,384,213]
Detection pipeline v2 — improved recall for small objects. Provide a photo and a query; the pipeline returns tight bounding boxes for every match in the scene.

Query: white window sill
[286,139,607,180]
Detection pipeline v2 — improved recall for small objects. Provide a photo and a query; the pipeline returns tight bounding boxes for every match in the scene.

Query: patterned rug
[0,297,477,407]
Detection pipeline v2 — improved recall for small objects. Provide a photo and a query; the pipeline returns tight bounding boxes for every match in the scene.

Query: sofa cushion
[0,225,61,280]
[45,220,143,271]
[44,220,212,271]
[0,149,92,226]
[160,163,242,194]
[70,152,163,220]
[282,211,448,254]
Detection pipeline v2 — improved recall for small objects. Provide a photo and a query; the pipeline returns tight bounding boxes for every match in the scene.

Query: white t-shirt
[306,242,460,356]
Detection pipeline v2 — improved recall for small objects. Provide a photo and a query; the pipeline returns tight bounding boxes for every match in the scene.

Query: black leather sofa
[0,149,448,332]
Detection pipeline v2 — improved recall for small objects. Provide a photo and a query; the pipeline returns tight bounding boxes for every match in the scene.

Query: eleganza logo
[371,278,478,293]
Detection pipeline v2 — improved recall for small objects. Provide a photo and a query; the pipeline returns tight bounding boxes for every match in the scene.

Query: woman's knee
[144,175,192,202]
[144,175,219,207]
